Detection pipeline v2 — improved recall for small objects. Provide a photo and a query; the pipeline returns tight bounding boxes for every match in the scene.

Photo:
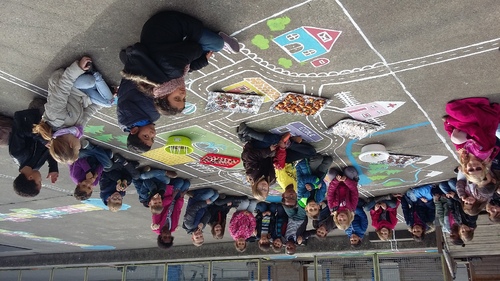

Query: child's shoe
[218,32,240,53]
[165,170,178,178]
[142,166,151,173]
[80,139,90,149]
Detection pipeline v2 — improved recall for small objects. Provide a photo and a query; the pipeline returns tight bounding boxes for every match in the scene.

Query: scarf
[152,65,189,98]
[52,125,83,139]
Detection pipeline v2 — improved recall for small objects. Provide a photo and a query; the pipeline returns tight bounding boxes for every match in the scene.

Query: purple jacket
[69,158,103,185]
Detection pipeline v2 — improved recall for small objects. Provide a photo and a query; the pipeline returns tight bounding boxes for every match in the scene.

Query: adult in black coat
[9,108,58,197]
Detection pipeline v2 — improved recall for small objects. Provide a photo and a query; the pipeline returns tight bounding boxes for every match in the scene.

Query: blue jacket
[345,206,368,239]
[296,159,325,208]
[401,195,435,228]
[182,198,210,234]
[116,79,160,130]
[99,169,131,205]
[132,177,166,207]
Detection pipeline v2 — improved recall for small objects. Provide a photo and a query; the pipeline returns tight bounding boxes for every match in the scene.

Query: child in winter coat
[151,184,187,249]
[120,11,240,115]
[486,192,500,223]
[313,201,336,239]
[99,154,139,212]
[32,56,105,164]
[182,188,219,246]
[456,169,496,216]
[10,107,59,197]
[283,206,308,255]
[229,198,257,252]
[327,166,359,230]
[132,168,181,211]
[70,143,113,200]
[364,194,401,241]
[401,185,436,242]
[346,202,369,247]
[208,195,248,239]
[270,203,288,253]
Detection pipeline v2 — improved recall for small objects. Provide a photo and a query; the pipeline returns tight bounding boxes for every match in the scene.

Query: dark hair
[154,97,184,116]
[13,173,40,197]
[74,186,91,200]
[258,242,271,252]
[157,235,174,249]
[127,133,151,153]
[351,239,362,248]
[412,231,425,242]
[210,220,226,239]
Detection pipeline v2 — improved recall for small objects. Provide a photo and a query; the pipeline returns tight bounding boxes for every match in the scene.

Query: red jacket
[151,185,184,234]
[327,177,358,212]
[370,199,400,230]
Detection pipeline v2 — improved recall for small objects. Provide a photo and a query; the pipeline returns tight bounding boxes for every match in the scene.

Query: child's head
[462,198,487,216]
[459,224,474,242]
[211,223,225,239]
[148,193,163,214]
[272,237,283,253]
[449,224,465,246]
[157,227,174,249]
[252,177,270,201]
[127,124,156,153]
[305,201,320,219]
[315,225,329,239]
[411,224,425,242]
[106,191,123,212]
[154,96,185,116]
[13,166,42,197]
[333,210,354,230]
[486,202,500,223]
[376,227,392,241]
[191,228,204,247]
[281,184,298,208]
[258,235,271,252]
[459,151,490,184]
[33,121,80,164]
[74,179,94,200]
[285,240,296,255]
[234,238,247,252]
[349,234,362,248]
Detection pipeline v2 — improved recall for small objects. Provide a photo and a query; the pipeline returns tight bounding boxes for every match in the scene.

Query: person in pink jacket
[150,180,189,249]
[327,166,359,230]
[365,194,401,240]
[229,198,257,252]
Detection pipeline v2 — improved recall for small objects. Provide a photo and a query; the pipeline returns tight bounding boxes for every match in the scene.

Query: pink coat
[327,177,358,212]
[229,211,256,240]
[151,185,184,234]
[370,199,400,230]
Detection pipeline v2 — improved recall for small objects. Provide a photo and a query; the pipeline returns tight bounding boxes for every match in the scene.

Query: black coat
[99,169,131,205]
[9,109,58,173]
[447,197,478,228]
[116,79,160,130]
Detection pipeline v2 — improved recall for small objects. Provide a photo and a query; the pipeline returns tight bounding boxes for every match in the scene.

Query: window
[318,31,333,42]
[286,33,300,41]
[302,49,317,56]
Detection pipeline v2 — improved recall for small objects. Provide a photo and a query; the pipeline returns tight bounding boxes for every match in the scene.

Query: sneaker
[218,32,240,53]
[237,122,249,135]
[113,153,125,163]
[80,139,90,149]
[165,170,178,178]
[142,166,151,173]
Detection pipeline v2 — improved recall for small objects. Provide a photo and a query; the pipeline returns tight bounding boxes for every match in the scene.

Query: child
[32,56,104,164]
[120,11,240,115]
[486,191,500,223]
[255,202,274,252]
[151,181,189,250]
[443,97,500,184]
[434,193,463,246]
[70,143,113,200]
[327,166,359,230]
[229,198,258,252]
[9,107,59,197]
[401,185,436,242]
[182,188,219,246]
[116,78,160,153]
[364,194,401,241]
[346,201,368,247]
[270,203,288,253]
[283,205,308,255]
[456,169,496,216]
[447,196,478,242]
[296,155,330,220]
[208,195,248,239]
[133,168,182,212]
[239,122,316,200]
[99,154,140,212]
[313,201,336,240]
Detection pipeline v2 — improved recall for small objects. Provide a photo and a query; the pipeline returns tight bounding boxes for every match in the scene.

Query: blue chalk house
[273,26,342,62]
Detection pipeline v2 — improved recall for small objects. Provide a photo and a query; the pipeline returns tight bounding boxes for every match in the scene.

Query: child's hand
[445,192,455,198]
[305,184,312,191]
[206,199,212,204]
[263,211,271,216]
[206,51,213,59]
[380,202,387,210]
[47,172,58,183]
[297,236,303,245]
[277,140,286,148]
[464,197,476,204]
[198,223,204,230]
[374,203,381,211]
[420,198,428,203]
[336,175,346,182]
[151,223,160,231]
[270,144,278,151]
[79,56,92,71]
[227,202,232,206]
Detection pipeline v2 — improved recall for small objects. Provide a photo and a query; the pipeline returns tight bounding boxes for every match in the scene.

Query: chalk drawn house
[273,26,342,62]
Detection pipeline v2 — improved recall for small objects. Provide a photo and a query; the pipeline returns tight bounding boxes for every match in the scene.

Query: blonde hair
[332,210,355,230]
[33,121,78,164]
[251,176,268,201]
[458,150,490,184]
[120,71,159,97]
[376,228,392,241]
[150,204,163,215]
[192,235,204,247]
[234,240,247,252]
[108,201,122,212]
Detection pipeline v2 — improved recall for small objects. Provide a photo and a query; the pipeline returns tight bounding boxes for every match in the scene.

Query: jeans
[308,154,333,180]
[363,195,398,212]
[171,178,190,193]
[328,166,358,181]
[198,28,224,52]
[191,188,219,203]
[439,179,457,195]
[250,133,316,163]
[78,143,112,170]
[236,199,257,212]
[74,72,114,108]
[140,169,170,185]
[406,184,434,202]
